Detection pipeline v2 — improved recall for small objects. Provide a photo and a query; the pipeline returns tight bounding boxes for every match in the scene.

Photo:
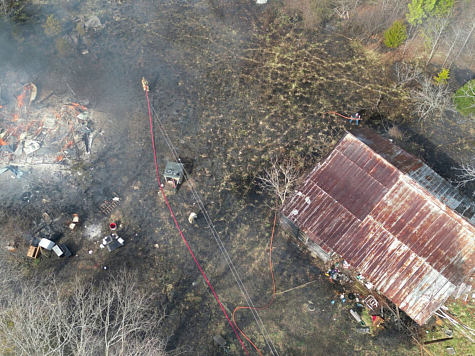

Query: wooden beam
[423,337,453,345]
[276,280,317,295]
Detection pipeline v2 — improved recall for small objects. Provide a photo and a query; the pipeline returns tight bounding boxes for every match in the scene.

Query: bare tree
[452,163,475,189]
[258,156,299,205]
[0,271,169,356]
[333,0,360,19]
[423,10,453,64]
[0,278,72,356]
[95,272,167,356]
[448,18,475,68]
[394,61,422,87]
[441,23,464,67]
[411,76,455,121]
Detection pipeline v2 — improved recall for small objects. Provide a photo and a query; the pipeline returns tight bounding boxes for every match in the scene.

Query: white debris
[23,139,40,155]
[85,16,103,30]
[188,212,198,224]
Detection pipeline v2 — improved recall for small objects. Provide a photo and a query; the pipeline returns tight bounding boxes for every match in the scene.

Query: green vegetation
[407,0,427,24]
[43,14,61,37]
[454,79,475,116]
[424,299,475,355]
[434,68,449,85]
[407,0,455,24]
[384,20,407,48]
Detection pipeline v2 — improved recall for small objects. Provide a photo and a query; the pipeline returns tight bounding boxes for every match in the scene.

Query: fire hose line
[143,79,250,356]
[323,111,360,121]
[148,99,279,355]
[232,203,278,356]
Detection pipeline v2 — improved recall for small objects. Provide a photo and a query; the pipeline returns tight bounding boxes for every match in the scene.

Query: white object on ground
[39,238,55,250]
[188,212,198,224]
[53,245,64,257]
[350,309,361,322]
[23,139,40,155]
[85,16,102,30]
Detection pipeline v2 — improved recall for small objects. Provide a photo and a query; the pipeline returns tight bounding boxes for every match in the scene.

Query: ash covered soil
[0,0,420,355]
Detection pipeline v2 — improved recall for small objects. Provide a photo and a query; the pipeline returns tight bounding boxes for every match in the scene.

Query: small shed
[281,128,475,325]
[163,161,184,186]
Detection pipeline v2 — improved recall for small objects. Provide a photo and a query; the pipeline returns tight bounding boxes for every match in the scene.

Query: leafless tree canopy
[258,156,299,206]
[345,0,408,40]
[452,163,475,190]
[394,61,422,87]
[422,9,453,65]
[411,76,454,121]
[333,0,360,19]
[0,270,169,356]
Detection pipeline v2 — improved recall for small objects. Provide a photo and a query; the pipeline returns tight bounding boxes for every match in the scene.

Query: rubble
[0,71,95,172]
[84,16,103,31]
[0,166,25,179]
[69,214,80,230]
[100,232,124,252]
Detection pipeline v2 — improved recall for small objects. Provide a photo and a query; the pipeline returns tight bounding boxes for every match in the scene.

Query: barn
[281,127,475,325]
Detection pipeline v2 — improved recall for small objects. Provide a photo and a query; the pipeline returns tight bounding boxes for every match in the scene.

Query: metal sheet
[282,130,475,325]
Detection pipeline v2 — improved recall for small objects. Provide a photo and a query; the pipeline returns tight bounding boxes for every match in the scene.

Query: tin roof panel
[282,129,475,324]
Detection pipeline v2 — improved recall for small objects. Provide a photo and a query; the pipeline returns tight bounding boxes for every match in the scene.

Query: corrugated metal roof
[351,128,475,223]
[282,129,475,325]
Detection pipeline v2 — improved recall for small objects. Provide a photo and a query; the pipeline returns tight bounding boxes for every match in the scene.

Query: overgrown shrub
[434,68,449,85]
[384,20,407,48]
[454,79,475,116]
[43,14,61,37]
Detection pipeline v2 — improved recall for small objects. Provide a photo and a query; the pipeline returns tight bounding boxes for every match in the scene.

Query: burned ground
[0,0,464,355]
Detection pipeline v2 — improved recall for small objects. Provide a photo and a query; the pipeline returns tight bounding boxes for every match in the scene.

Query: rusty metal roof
[351,128,475,224]
[282,129,475,325]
